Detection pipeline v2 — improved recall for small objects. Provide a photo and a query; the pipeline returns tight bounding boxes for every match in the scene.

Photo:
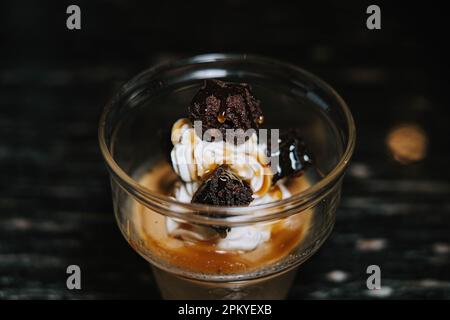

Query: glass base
[151,265,297,300]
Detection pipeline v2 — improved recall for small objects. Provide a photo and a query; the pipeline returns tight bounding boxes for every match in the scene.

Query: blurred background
[1,0,449,299]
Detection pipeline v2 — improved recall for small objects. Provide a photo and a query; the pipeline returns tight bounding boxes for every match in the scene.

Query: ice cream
[164,79,311,251]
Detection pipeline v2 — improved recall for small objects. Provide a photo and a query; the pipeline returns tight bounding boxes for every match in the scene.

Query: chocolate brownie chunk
[191,165,253,238]
[268,129,313,183]
[189,80,263,142]
[191,165,253,206]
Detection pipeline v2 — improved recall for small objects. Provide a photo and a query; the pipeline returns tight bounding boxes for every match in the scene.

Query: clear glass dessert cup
[98,54,356,300]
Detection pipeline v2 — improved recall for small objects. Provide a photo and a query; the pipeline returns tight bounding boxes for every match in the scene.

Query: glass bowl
[98,53,356,299]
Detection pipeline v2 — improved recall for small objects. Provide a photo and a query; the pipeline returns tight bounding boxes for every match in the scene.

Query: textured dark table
[1,1,449,299]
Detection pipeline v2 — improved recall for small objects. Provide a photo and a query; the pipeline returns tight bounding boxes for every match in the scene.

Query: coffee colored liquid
[131,161,313,275]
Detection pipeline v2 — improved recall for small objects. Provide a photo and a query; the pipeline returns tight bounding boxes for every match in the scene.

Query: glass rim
[98,53,356,224]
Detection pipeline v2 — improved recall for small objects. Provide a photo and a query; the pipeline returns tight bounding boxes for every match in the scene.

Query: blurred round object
[386,124,428,164]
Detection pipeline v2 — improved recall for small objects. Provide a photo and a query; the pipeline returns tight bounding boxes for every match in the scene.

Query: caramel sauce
[187,130,199,179]
[270,185,283,200]
[253,168,273,197]
[206,163,219,175]
[131,161,313,274]
[170,118,191,144]
[257,115,264,125]
[217,112,226,124]
[189,130,196,145]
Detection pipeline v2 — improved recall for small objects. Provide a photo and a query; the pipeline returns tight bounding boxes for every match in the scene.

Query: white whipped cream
[167,118,291,252]
[166,181,291,251]
[170,119,272,197]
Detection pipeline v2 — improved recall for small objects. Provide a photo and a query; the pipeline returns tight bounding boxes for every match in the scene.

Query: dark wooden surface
[1,0,450,299]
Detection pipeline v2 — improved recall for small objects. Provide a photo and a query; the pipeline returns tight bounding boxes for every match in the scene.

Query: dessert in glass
[98,54,355,299]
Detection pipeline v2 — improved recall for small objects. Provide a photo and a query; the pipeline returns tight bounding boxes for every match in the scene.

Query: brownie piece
[191,165,253,238]
[189,80,264,142]
[268,128,313,183]
[191,165,253,206]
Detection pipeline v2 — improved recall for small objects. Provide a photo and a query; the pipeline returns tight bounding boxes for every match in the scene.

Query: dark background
[1,0,449,299]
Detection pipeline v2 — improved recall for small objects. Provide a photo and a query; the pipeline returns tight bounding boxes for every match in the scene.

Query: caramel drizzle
[170,118,192,146]
[132,161,313,275]
[171,118,275,199]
